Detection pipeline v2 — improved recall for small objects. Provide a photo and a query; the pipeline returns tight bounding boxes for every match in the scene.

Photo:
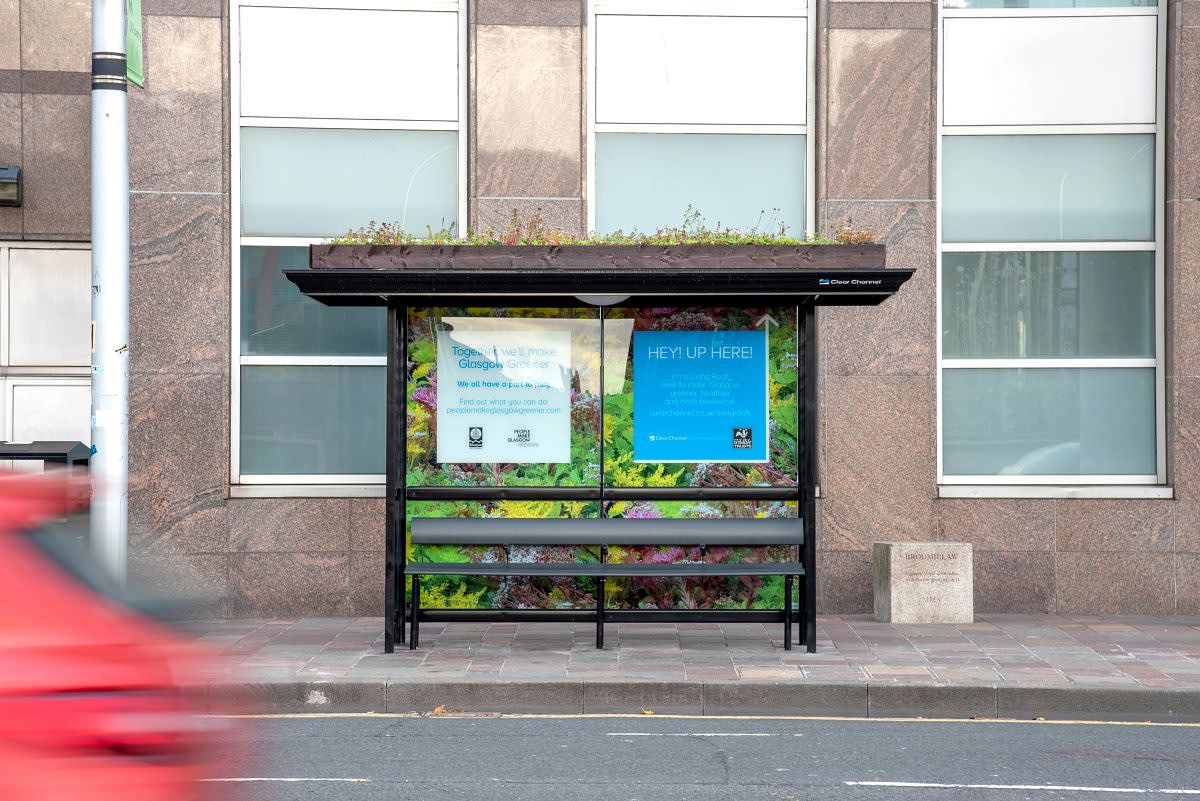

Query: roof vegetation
[329,207,876,247]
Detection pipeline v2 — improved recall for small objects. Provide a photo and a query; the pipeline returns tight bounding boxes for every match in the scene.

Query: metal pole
[90,0,130,580]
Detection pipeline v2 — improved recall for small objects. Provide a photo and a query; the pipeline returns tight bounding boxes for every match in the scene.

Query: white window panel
[595,14,806,126]
[6,379,91,443]
[239,6,458,122]
[943,16,1156,127]
[7,248,91,367]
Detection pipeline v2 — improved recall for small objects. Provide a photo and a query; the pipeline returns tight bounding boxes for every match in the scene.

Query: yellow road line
[207,711,1200,727]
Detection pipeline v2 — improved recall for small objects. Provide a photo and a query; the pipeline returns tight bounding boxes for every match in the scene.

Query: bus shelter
[288,244,913,653]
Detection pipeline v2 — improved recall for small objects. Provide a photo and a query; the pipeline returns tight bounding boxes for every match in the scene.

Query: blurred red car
[0,470,237,801]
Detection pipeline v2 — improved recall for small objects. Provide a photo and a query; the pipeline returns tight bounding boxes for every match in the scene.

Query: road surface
[213,713,1200,800]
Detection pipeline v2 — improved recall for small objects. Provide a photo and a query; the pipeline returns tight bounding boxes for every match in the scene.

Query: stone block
[20,0,90,72]
[129,192,229,374]
[473,197,583,236]
[350,498,386,552]
[230,552,351,617]
[701,682,867,716]
[129,15,223,193]
[0,92,20,236]
[817,201,936,377]
[936,499,1054,552]
[385,681,584,714]
[867,684,996,719]
[873,541,973,624]
[21,92,90,238]
[820,375,936,549]
[972,551,1054,614]
[997,687,1200,723]
[1055,552,1175,616]
[822,29,933,200]
[1054,499,1174,553]
[817,549,873,613]
[472,0,581,26]
[228,498,351,552]
[0,0,18,70]
[474,25,582,198]
[582,682,703,715]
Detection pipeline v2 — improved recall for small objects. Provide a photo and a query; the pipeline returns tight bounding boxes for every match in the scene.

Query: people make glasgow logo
[468,426,484,448]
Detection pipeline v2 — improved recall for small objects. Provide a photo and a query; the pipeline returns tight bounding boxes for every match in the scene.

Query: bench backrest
[410,517,803,546]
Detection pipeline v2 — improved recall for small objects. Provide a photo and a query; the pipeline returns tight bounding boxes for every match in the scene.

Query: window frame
[585,0,817,237]
[229,0,468,489]
[934,3,1167,489]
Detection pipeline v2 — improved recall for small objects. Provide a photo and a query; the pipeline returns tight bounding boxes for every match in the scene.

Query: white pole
[90,0,129,580]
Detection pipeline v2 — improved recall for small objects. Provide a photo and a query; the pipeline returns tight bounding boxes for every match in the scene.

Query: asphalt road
[212,714,1200,801]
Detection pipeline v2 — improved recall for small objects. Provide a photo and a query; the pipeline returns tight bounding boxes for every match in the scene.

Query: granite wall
[7,0,1198,616]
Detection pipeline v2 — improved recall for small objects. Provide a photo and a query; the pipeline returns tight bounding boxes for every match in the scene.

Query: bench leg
[409,574,420,650]
[783,575,793,651]
[802,574,816,654]
[596,576,605,650]
[397,578,405,645]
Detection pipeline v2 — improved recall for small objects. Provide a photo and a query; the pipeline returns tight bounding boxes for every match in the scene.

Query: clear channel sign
[632,329,769,463]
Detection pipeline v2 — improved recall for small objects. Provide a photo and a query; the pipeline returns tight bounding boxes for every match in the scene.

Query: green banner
[126,0,144,87]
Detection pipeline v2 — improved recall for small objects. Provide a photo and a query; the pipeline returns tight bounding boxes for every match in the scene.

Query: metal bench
[405,517,805,650]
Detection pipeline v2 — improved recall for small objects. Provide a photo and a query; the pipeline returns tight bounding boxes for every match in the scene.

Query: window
[587,0,814,236]
[937,4,1164,485]
[0,244,92,469]
[231,0,466,486]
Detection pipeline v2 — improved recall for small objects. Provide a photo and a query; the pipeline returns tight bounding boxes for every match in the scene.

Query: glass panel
[405,308,601,487]
[942,368,1155,476]
[595,133,806,235]
[604,501,799,611]
[405,501,600,611]
[240,246,385,356]
[603,307,799,488]
[240,127,458,237]
[942,251,1155,358]
[240,365,385,475]
[942,134,1154,243]
[946,0,1154,7]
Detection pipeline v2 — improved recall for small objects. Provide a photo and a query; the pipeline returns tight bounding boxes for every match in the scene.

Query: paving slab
[196,614,1200,720]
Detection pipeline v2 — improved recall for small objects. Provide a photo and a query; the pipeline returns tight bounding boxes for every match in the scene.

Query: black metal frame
[384,302,821,654]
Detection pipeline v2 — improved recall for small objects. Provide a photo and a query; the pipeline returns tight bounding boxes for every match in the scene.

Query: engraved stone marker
[873,542,973,624]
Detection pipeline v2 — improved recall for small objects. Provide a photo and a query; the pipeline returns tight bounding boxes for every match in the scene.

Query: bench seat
[404,515,806,651]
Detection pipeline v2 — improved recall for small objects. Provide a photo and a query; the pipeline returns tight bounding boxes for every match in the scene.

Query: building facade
[2,0,1198,617]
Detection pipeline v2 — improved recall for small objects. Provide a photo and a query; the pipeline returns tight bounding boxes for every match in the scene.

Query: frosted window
[240,247,384,357]
[241,128,458,238]
[942,251,1154,358]
[942,135,1154,243]
[595,133,806,235]
[240,366,385,475]
[8,249,91,367]
[942,368,1155,476]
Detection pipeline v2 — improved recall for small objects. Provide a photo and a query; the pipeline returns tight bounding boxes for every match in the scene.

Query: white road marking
[607,732,788,737]
[845,782,1200,795]
[204,778,371,783]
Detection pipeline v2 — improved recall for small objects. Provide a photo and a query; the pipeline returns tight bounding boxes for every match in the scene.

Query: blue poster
[633,330,769,463]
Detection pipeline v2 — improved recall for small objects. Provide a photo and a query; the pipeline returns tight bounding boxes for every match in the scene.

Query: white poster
[436,330,572,464]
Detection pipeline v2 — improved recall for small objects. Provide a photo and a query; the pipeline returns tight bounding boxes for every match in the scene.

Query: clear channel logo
[817,277,883,287]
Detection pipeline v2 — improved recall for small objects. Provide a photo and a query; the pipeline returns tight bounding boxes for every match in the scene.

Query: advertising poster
[632,329,769,463]
[436,330,572,464]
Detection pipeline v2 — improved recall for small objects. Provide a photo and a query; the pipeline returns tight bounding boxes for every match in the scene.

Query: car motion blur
[0,470,238,801]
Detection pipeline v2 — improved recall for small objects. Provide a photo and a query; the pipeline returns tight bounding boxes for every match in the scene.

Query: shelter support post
[800,302,818,652]
[385,305,408,652]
